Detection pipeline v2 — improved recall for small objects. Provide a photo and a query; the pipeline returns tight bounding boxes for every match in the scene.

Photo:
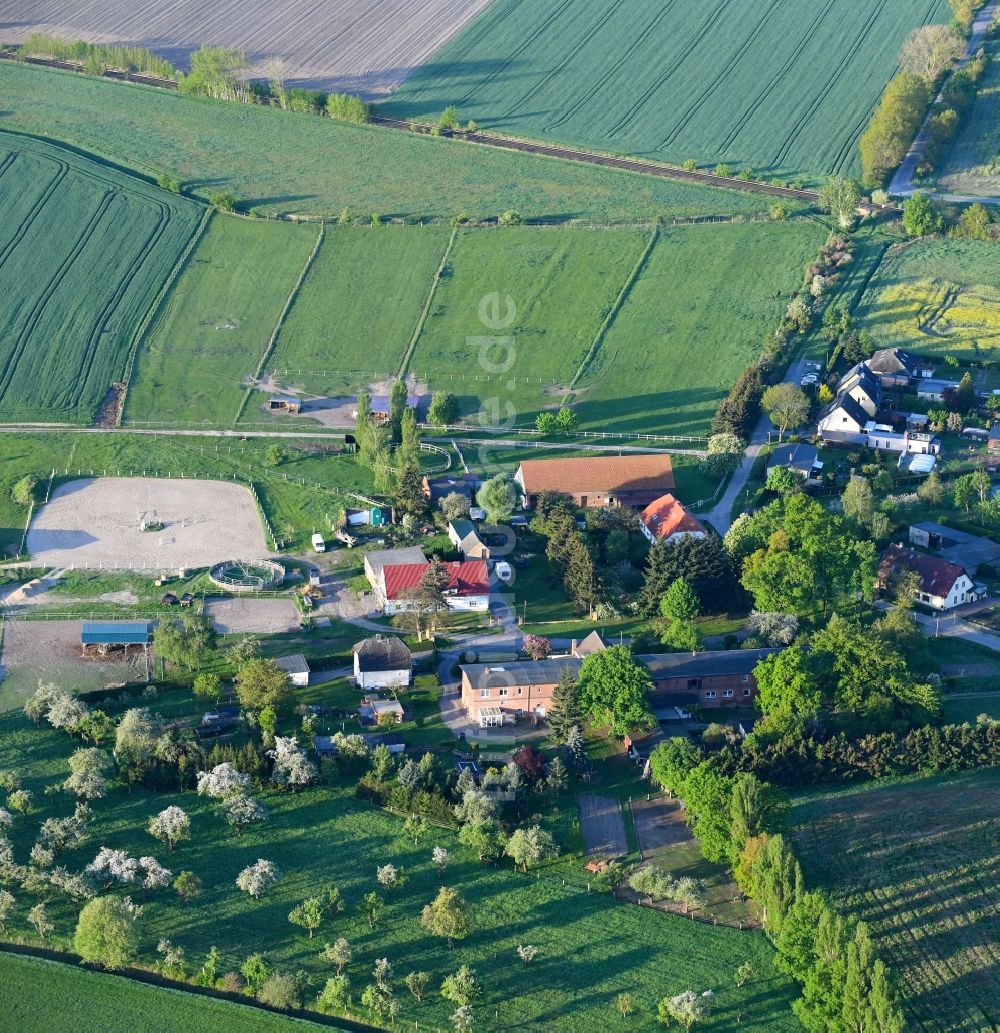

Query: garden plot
[1,0,493,93]
[578,793,628,857]
[0,619,145,711]
[631,796,694,852]
[26,478,269,569]
[204,597,300,635]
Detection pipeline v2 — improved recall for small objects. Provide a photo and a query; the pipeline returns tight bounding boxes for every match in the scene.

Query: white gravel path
[27,478,270,570]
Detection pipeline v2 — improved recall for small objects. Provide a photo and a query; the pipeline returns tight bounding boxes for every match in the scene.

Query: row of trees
[648,743,905,1030]
[19,32,177,79]
[859,72,931,185]
[921,47,991,174]
[713,234,854,439]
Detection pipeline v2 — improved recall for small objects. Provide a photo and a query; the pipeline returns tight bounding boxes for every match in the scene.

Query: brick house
[460,645,780,724]
[639,648,780,709]
[514,454,674,509]
[460,658,581,727]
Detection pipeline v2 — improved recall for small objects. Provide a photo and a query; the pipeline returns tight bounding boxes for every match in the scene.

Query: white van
[311,533,326,553]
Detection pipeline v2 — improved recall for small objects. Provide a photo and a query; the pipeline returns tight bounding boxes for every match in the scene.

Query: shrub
[12,475,37,507]
[326,93,369,123]
[257,971,301,1010]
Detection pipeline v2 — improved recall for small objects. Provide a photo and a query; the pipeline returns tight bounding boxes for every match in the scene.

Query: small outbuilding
[268,396,302,414]
[448,519,490,560]
[274,653,311,687]
[81,621,153,657]
[989,425,1000,456]
[359,696,405,726]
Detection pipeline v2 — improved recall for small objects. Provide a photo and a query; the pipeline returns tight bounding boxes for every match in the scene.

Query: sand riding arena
[26,477,271,570]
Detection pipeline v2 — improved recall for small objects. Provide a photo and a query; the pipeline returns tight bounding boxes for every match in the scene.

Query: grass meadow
[0,953,335,1032]
[0,131,201,423]
[792,770,1000,1033]
[0,432,377,557]
[385,0,949,183]
[124,214,319,426]
[0,63,795,223]
[270,225,453,396]
[572,221,824,435]
[857,239,1000,364]
[0,707,801,1031]
[408,226,650,422]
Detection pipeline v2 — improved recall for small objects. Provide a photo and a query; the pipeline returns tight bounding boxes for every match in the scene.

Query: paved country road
[703,354,815,535]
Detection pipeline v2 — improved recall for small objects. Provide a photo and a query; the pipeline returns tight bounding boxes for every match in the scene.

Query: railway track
[369,115,820,202]
[2,50,820,204]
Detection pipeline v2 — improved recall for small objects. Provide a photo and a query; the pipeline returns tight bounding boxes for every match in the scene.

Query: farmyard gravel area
[27,478,270,570]
[1,0,494,93]
[204,597,301,634]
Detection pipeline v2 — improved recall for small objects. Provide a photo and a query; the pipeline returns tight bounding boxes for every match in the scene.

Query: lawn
[941,693,1000,723]
[0,709,802,1030]
[857,238,1000,364]
[792,769,1000,1033]
[0,432,377,557]
[407,226,650,424]
[123,213,319,426]
[384,0,950,184]
[269,226,453,398]
[939,38,1000,197]
[572,221,825,435]
[0,62,798,223]
[0,953,337,1032]
[0,130,202,423]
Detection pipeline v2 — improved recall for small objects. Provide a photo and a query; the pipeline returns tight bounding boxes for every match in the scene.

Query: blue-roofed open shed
[81,622,153,646]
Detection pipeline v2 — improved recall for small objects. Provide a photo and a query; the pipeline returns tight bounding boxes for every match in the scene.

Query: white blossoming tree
[63,748,110,800]
[138,856,172,894]
[236,859,280,900]
[196,762,250,799]
[271,736,317,791]
[86,847,138,888]
[219,793,268,836]
[148,805,191,851]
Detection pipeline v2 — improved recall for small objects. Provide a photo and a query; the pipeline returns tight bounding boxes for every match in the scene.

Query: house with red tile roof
[514,454,674,509]
[369,554,490,614]
[638,494,705,545]
[877,544,980,611]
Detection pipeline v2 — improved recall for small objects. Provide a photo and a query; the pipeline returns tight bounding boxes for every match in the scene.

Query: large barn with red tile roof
[514,454,674,509]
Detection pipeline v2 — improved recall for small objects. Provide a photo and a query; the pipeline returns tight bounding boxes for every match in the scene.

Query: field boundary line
[569,226,658,390]
[397,225,458,378]
[118,206,212,426]
[0,946,372,1031]
[235,222,325,425]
